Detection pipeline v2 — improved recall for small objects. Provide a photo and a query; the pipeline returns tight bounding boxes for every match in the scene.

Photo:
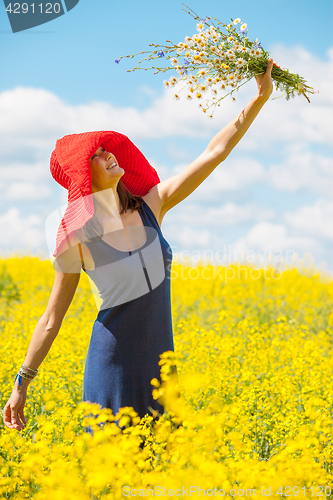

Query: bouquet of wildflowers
[115,4,316,117]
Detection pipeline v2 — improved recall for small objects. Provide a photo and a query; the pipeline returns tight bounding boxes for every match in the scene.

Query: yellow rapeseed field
[0,256,333,499]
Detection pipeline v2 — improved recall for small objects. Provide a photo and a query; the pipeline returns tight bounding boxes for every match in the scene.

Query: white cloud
[267,147,333,195]
[168,225,211,249]
[160,157,266,203]
[198,157,266,197]
[0,161,49,181]
[284,199,333,240]
[164,201,275,226]
[6,182,52,200]
[0,208,45,248]
[233,222,318,258]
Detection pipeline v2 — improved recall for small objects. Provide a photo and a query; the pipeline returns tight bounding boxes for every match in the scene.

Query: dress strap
[78,242,86,271]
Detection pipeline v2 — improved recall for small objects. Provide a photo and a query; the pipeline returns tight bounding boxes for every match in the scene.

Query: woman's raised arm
[146,59,277,217]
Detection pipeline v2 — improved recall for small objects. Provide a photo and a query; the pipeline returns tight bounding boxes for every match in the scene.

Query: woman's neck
[92,186,125,234]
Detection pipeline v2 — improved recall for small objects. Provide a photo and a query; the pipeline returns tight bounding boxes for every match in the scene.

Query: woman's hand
[2,388,27,431]
[255,58,280,100]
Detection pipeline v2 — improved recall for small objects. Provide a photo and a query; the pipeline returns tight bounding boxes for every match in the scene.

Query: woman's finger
[3,404,12,427]
[11,409,23,430]
[267,59,274,73]
[18,409,27,426]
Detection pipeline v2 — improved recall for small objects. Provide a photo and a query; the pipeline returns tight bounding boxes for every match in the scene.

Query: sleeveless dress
[82,200,175,427]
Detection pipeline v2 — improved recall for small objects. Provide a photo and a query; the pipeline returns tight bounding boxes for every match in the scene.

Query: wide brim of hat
[51,131,160,257]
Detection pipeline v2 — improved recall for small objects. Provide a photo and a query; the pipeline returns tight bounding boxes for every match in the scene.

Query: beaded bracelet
[15,364,38,387]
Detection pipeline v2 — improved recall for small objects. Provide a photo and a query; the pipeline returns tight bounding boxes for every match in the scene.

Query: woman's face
[89,146,124,192]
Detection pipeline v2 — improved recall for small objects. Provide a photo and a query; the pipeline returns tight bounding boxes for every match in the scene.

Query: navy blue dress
[82,200,174,426]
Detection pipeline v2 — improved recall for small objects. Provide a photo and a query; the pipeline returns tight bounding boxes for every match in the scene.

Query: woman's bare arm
[20,271,81,375]
[2,268,81,431]
[144,59,277,218]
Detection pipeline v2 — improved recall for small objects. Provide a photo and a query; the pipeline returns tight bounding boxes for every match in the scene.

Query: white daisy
[234,18,241,25]
[236,58,245,67]
[198,69,208,77]
[169,76,178,86]
[197,84,208,94]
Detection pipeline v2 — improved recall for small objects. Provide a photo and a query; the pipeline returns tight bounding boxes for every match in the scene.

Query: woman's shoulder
[53,231,84,273]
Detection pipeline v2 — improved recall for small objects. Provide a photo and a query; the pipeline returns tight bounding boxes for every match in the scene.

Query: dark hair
[75,180,143,243]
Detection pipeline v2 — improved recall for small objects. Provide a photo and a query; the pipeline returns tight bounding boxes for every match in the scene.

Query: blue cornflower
[157,50,165,58]
[201,17,208,24]
[181,67,189,76]
[183,58,190,66]
[254,39,261,49]
[114,58,120,64]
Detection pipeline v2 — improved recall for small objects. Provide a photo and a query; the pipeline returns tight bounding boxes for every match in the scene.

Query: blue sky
[0,0,332,277]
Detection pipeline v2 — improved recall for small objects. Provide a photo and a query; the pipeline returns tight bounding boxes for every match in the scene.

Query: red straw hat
[50,131,160,257]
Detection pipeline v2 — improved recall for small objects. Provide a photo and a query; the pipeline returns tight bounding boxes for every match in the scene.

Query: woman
[2,59,278,432]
